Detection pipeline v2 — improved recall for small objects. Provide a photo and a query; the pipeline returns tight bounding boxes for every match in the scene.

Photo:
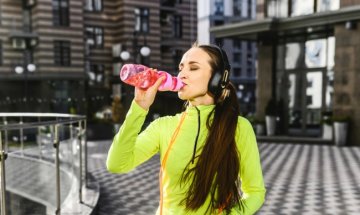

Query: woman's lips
[178,84,187,91]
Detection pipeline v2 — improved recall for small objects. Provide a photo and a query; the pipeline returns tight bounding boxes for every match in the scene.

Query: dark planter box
[87,122,115,140]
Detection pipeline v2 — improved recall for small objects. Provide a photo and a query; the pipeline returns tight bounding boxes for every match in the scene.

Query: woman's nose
[177,71,186,79]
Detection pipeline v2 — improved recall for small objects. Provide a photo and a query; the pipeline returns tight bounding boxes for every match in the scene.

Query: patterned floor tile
[88,141,360,215]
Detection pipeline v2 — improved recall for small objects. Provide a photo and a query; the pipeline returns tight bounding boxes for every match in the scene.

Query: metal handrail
[0,113,87,215]
[0,113,86,131]
[0,113,85,118]
[0,132,6,215]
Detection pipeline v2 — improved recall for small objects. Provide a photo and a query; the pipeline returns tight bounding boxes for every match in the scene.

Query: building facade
[197,0,257,115]
[0,0,197,118]
[211,0,360,145]
[0,0,86,113]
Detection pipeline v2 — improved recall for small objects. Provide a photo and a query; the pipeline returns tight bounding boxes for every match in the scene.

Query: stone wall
[334,20,360,145]
[256,44,273,120]
[341,0,360,7]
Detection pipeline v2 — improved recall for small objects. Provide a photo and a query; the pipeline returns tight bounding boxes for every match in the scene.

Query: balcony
[9,31,38,50]
[0,113,99,214]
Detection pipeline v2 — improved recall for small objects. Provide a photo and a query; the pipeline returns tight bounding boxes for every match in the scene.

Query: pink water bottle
[119,64,184,91]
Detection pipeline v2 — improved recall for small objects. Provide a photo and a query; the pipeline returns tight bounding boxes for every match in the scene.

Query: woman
[107,43,266,214]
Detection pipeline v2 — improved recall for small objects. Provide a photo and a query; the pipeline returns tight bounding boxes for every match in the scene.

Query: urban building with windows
[197,0,257,114]
[0,0,197,118]
[211,0,360,144]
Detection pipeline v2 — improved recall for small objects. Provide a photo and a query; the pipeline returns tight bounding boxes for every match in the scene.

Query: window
[247,0,252,18]
[233,68,242,77]
[233,53,242,63]
[85,26,104,48]
[266,0,339,18]
[317,0,339,12]
[286,38,328,69]
[247,53,253,66]
[214,20,224,26]
[214,0,224,15]
[134,8,149,33]
[87,64,104,86]
[54,41,71,66]
[247,42,252,51]
[173,15,182,38]
[233,0,242,16]
[291,0,314,16]
[172,49,183,72]
[52,0,69,26]
[85,0,102,12]
[233,40,242,49]
[305,39,326,68]
[247,68,252,77]
[285,43,303,69]
[267,0,288,18]
[215,38,223,47]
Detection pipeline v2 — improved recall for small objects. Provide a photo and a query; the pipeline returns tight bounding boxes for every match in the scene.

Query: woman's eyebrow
[179,61,200,69]
[188,61,200,65]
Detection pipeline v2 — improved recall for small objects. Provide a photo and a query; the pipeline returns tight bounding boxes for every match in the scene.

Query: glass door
[287,70,324,136]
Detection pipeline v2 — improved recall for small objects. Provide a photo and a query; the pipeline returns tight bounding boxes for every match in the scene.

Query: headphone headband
[208,45,231,97]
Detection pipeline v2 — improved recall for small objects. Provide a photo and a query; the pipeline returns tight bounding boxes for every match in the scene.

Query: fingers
[134,86,145,95]
[134,76,165,110]
[150,76,166,91]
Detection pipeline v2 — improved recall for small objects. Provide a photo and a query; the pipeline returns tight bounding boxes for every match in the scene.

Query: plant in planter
[265,98,278,136]
[246,114,265,135]
[332,115,350,146]
[253,117,265,136]
[112,96,126,133]
[321,111,333,140]
[87,115,114,140]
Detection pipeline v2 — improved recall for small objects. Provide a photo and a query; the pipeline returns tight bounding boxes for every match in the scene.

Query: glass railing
[0,113,88,215]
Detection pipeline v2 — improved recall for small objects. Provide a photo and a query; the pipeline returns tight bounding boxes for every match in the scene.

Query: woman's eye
[190,67,198,71]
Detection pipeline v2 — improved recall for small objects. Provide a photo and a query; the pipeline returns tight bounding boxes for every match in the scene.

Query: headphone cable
[191,106,201,164]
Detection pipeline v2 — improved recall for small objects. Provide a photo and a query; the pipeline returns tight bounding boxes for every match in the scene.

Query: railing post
[2,117,8,152]
[84,119,88,188]
[53,124,61,215]
[20,117,24,156]
[37,117,42,159]
[78,121,83,203]
[69,124,73,141]
[0,131,7,215]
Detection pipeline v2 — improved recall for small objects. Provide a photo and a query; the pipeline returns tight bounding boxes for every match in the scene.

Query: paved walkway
[87,140,360,215]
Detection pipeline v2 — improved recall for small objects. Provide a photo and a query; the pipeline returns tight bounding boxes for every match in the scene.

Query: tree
[111,96,126,124]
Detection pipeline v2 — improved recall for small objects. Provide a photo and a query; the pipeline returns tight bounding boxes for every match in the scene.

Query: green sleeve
[232,118,266,215]
[106,100,161,173]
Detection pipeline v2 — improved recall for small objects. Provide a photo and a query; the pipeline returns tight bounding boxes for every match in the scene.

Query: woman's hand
[134,75,166,111]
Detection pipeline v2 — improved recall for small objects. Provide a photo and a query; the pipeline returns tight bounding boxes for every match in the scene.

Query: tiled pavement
[87,140,360,215]
[87,141,160,215]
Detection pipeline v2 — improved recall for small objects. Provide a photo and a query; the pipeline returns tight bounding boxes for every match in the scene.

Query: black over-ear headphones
[208,45,231,97]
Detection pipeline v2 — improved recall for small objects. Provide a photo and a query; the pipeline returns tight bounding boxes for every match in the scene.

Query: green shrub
[265,98,277,116]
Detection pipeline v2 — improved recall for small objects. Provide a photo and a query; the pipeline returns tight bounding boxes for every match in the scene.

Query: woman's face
[177,47,214,105]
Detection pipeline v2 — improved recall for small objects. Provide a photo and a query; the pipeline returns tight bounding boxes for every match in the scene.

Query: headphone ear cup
[208,72,222,95]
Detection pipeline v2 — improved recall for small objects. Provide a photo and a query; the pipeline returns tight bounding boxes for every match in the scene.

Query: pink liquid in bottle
[120,64,184,91]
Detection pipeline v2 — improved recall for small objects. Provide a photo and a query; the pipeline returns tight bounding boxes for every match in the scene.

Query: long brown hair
[181,44,243,214]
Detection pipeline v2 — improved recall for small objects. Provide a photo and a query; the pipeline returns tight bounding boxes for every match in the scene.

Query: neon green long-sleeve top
[107,101,266,214]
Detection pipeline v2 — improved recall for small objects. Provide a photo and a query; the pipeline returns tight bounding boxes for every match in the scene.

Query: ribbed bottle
[119,64,184,91]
